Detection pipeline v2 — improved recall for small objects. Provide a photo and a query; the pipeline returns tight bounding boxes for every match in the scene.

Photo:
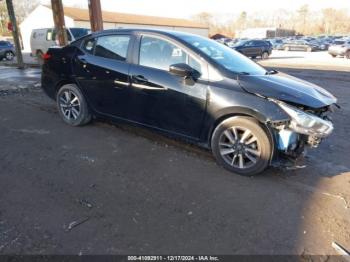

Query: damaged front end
[269,100,337,167]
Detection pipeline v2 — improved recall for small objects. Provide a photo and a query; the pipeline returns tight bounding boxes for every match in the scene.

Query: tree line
[192,5,350,37]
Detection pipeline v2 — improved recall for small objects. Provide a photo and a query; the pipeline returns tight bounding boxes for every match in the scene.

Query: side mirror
[169,63,199,79]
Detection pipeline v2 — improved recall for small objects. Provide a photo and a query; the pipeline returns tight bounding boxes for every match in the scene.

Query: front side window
[95,35,130,61]
[139,36,201,73]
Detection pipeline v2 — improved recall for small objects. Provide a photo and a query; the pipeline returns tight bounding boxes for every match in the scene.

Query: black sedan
[41,29,337,175]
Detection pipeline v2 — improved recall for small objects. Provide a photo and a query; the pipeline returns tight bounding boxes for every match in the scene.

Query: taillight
[42,53,51,60]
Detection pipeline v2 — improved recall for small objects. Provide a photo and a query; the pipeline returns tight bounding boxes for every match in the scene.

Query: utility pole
[88,0,103,32]
[51,0,67,46]
[5,0,23,68]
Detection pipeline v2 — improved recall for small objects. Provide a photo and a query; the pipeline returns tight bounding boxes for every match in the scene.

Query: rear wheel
[261,51,269,60]
[5,51,14,61]
[331,54,336,58]
[211,117,272,176]
[56,84,91,126]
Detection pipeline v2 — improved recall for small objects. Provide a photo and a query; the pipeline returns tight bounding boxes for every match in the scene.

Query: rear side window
[95,35,130,61]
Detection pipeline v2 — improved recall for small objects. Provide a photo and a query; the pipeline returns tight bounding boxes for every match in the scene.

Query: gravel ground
[0,65,349,255]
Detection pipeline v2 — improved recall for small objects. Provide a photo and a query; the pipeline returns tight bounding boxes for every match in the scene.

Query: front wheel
[211,117,272,176]
[5,51,14,61]
[56,84,91,126]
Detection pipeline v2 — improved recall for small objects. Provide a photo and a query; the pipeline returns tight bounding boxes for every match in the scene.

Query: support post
[88,0,103,32]
[5,0,24,68]
[51,0,67,46]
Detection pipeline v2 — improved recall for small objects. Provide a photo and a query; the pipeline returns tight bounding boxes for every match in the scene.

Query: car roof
[89,28,197,39]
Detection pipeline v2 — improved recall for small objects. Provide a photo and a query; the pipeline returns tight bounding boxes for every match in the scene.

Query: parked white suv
[30,28,90,61]
[328,39,350,59]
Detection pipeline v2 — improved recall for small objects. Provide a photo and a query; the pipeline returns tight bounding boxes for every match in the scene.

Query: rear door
[127,34,208,139]
[73,34,132,118]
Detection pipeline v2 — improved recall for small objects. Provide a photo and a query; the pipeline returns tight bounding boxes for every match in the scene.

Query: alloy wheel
[219,126,261,169]
[5,52,14,60]
[59,90,81,121]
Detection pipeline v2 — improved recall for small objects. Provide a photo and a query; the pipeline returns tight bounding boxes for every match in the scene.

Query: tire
[56,84,91,126]
[211,116,272,176]
[5,51,14,61]
[346,51,350,59]
[36,50,44,65]
[331,54,336,58]
[261,51,269,60]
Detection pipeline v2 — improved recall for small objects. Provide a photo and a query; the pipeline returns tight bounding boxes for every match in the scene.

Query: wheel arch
[206,109,277,162]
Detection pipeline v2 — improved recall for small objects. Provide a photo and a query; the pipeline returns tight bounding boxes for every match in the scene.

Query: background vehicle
[41,29,337,176]
[30,27,90,60]
[328,39,350,58]
[0,40,15,61]
[233,39,272,59]
[267,38,284,50]
[282,40,319,51]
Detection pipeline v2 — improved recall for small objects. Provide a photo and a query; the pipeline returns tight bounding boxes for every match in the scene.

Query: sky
[45,0,350,19]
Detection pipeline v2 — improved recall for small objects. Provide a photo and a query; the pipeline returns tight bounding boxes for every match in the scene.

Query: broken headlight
[277,102,333,138]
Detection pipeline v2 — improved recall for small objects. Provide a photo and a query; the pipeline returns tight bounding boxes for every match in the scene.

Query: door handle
[132,75,148,83]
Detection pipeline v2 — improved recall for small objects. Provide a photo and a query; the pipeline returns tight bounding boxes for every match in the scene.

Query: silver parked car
[328,39,350,58]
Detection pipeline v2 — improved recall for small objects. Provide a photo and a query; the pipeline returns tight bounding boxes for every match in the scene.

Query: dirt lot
[0,65,349,255]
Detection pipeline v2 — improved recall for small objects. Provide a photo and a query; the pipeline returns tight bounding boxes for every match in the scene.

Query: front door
[127,34,208,139]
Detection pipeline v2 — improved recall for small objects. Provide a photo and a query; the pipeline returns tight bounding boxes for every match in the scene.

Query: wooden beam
[88,0,103,32]
[51,0,68,46]
[5,0,24,68]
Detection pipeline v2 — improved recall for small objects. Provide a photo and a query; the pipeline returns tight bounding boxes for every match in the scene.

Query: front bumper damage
[268,101,338,168]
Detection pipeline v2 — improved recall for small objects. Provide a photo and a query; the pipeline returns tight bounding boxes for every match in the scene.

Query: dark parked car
[41,29,337,175]
[233,40,272,59]
[0,40,15,61]
[282,40,319,52]
[267,39,284,50]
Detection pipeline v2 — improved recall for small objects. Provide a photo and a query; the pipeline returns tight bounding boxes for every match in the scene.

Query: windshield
[334,40,345,45]
[70,28,90,39]
[181,35,266,75]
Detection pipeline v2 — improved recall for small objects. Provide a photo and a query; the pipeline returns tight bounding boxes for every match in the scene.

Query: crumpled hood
[238,72,337,108]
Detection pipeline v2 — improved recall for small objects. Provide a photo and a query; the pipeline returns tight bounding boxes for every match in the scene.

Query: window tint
[139,36,201,73]
[95,35,130,61]
[244,41,254,46]
[0,41,6,46]
[83,38,95,54]
[252,41,262,46]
